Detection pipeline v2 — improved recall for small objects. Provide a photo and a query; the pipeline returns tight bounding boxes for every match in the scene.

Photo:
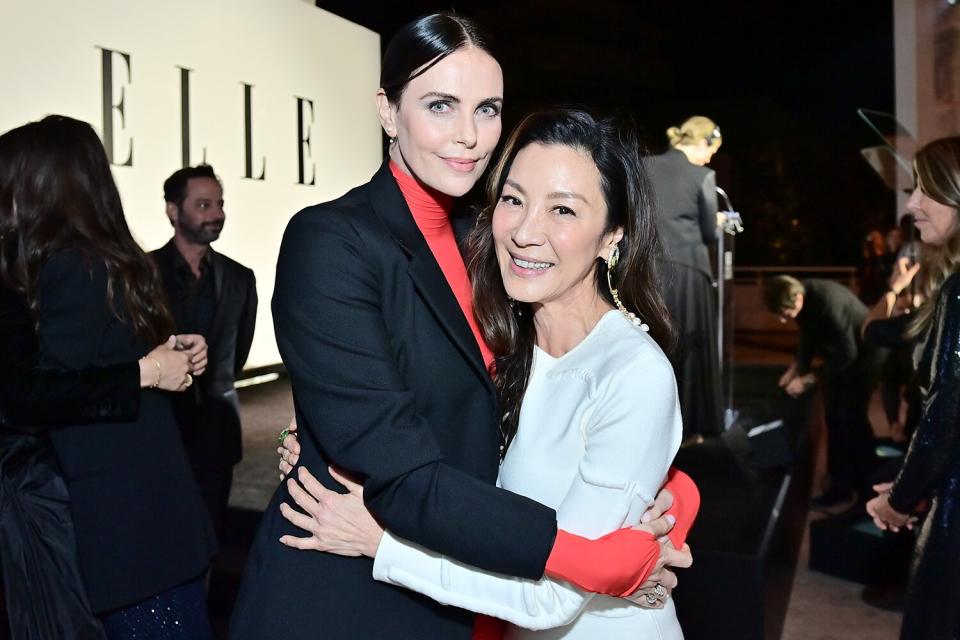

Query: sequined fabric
[889,273,960,640]
[99,576,211,640]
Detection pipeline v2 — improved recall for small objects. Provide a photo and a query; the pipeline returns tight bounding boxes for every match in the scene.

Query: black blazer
[794,278,871,382]
[151,241,257,466]
[1,278,140,430]
[35,252,216,613]
[230,162,557,640]
[646,148,718,277]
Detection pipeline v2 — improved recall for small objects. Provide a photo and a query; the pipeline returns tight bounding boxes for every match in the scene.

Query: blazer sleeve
[0,363,140,431]
[889,278,960,513]
[274,209,557,580]
[234,268,257,376]
[1,278,139,429]
[697,170,718,246]
[370,348,683,629]
[35,252,115,370]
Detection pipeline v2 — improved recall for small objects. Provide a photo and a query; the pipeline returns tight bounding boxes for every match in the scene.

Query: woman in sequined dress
[866,136,960,640]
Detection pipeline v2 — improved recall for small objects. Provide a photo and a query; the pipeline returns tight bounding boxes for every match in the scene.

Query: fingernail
[666,514,676,525]
[641,513,652,523]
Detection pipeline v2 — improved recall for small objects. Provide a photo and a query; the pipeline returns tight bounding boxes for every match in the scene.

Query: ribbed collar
[389,160,453,232]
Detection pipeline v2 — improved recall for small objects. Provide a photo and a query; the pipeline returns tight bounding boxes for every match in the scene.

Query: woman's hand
[778,362,799,388]
[866,485,916,532]
[175,334,208,376]
[627,513,691,609]
[888,257,920,297]
[278,417,300,479]
[625,538,688,609]
[631,483,693,608]
[279,465,383,558]
[784,373,815,398]
[141,336,193,391]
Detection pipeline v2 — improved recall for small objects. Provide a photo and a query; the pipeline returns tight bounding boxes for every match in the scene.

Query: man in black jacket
[764,275,882,507]
[152,165,257,537]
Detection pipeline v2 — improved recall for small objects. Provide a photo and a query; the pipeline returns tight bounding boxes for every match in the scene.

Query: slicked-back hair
[381,12,493,106]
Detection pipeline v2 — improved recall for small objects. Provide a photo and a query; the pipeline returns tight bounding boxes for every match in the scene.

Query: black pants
[823,380,876,493]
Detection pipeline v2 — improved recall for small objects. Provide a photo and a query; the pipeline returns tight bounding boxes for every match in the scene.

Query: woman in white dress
[279,109,693,639]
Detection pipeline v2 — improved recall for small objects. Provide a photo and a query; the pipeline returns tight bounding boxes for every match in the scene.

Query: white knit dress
[372,310,684,639]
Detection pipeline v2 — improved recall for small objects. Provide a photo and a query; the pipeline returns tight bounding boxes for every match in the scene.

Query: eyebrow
[419,91,504,104]
[504,180,590,205]
[504,179,526,195]
[547,190,590,204]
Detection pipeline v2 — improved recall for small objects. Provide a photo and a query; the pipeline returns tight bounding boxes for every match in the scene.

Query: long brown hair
[0,115,173,345]
[907,136,960,339]
[465,108,674,455]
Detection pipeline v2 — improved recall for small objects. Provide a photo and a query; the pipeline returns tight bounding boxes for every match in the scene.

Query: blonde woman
[645,115,723,439]
[866,136,960,640]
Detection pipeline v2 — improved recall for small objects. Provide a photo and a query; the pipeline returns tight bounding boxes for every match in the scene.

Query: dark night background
[319,1,897,266]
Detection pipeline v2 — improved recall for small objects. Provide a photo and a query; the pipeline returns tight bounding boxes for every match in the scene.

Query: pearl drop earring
[605,246,649,332]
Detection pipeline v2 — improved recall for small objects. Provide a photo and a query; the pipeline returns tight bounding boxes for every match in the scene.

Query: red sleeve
[543,467,700,597]
[472,614,505,640]
[663,468,700,548]
[544,528,659,597]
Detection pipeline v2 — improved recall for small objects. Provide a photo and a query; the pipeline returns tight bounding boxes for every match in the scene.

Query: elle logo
[98,46,316,186]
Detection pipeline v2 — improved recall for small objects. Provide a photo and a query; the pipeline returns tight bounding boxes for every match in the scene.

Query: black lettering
[97,47,133,166]
[242,83,265,180]
[296,97,316,186]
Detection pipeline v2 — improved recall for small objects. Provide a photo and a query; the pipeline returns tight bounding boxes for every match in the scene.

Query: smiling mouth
[511,255,554,271]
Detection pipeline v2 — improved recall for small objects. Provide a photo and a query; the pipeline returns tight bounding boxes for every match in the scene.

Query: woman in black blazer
[232,13,690,640]
[0,116,217,639]
[0,250,207,638]
[646,116,724,439]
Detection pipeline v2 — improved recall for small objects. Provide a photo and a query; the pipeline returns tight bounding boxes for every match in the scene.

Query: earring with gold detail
[605,245,649,332]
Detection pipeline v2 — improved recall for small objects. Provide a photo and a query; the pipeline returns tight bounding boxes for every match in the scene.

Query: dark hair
[163,164,220,209]
[381,12,493,105]
[908,136,960,337]
[464,108,675,455]
[762,275,805,313]
[0,115,174,345]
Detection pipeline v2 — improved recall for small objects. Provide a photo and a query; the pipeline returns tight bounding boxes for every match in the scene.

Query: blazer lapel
[366,162,493,393]
[207,248,226,342]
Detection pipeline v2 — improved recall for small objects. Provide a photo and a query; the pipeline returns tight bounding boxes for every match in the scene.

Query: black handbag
[0,432,106,640]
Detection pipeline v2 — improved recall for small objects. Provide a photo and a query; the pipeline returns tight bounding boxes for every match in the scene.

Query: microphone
[716,186,744,235]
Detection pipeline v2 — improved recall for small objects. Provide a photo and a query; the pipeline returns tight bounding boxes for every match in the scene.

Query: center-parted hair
[0,115,173,345]
[464,108,674,455]
[380,12,493,106]
[909,136,960,337]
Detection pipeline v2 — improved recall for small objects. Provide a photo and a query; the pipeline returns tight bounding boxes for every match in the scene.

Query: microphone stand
[716,186,743,429]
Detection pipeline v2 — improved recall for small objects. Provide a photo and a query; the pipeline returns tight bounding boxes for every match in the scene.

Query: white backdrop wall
[0,0,382,368]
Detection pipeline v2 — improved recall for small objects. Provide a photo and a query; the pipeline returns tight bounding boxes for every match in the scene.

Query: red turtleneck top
[390,161,495,370]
